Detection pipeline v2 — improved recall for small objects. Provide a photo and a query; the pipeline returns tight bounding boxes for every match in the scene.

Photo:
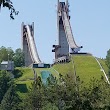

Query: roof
[1,61,14,65]
[1,61,8,65]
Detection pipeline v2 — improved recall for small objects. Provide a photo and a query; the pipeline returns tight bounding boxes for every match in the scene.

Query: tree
[23,73,110,110]
[106,49,110,78]
[0,46,14,62]
[24,76,44,110]
[0,46,7,62]
[81,78,110,110]
[0,0,18,19]
[44,74,110,110]
[0,46,24,67]
[0,84,21,110]
[106,49,110,68]
[13,48,25,67]
[0,70,11,103]
[7,47,14,59]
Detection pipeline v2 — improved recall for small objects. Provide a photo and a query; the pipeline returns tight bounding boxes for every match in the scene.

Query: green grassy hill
[15,67,59,97]
[53,54,108,84]
[73,55,104,83]
[14,68,34,98]
[14,54,108,97]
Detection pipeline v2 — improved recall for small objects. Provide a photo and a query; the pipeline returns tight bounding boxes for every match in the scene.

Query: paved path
[50,67,59,75]
[94,57,110,84]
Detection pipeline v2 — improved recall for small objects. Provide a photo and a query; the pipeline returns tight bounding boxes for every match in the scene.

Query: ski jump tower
[52,0,82,63]
[21,22,41,66]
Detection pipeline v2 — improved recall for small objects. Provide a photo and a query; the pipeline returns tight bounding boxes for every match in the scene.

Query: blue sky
[0,0,110,63]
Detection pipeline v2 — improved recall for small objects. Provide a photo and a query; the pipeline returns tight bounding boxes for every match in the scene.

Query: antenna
[66,0,68,5]
[66,0,69,7]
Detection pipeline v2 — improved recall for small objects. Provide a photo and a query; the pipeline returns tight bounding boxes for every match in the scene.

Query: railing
[61,9,82,53]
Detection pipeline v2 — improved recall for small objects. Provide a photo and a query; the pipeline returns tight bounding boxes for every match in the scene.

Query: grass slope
[53,61,74,75]
[15,67,59,97]
[53,55,106,84]
[16,67,33,81]
[97,58,108,74]
[14,67,34,98]
[73,55,104,83]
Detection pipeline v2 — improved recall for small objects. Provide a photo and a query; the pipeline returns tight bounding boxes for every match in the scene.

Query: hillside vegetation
[15,67,59,97]
[15,54,108,96]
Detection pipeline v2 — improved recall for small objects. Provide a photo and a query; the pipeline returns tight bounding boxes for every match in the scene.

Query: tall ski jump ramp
[21,22,41,67]
[52,0,82,62]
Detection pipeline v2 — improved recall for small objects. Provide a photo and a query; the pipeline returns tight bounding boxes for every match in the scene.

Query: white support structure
[53,0,82,61]
[22,23,41,67]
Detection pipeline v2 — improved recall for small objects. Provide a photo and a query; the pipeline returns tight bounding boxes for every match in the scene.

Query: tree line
[0,71,110,110]
[106,49,110,80]
[0,49,109,109]
[0,70,21,110]
[22,74,110,110]
[0,46,25,67]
